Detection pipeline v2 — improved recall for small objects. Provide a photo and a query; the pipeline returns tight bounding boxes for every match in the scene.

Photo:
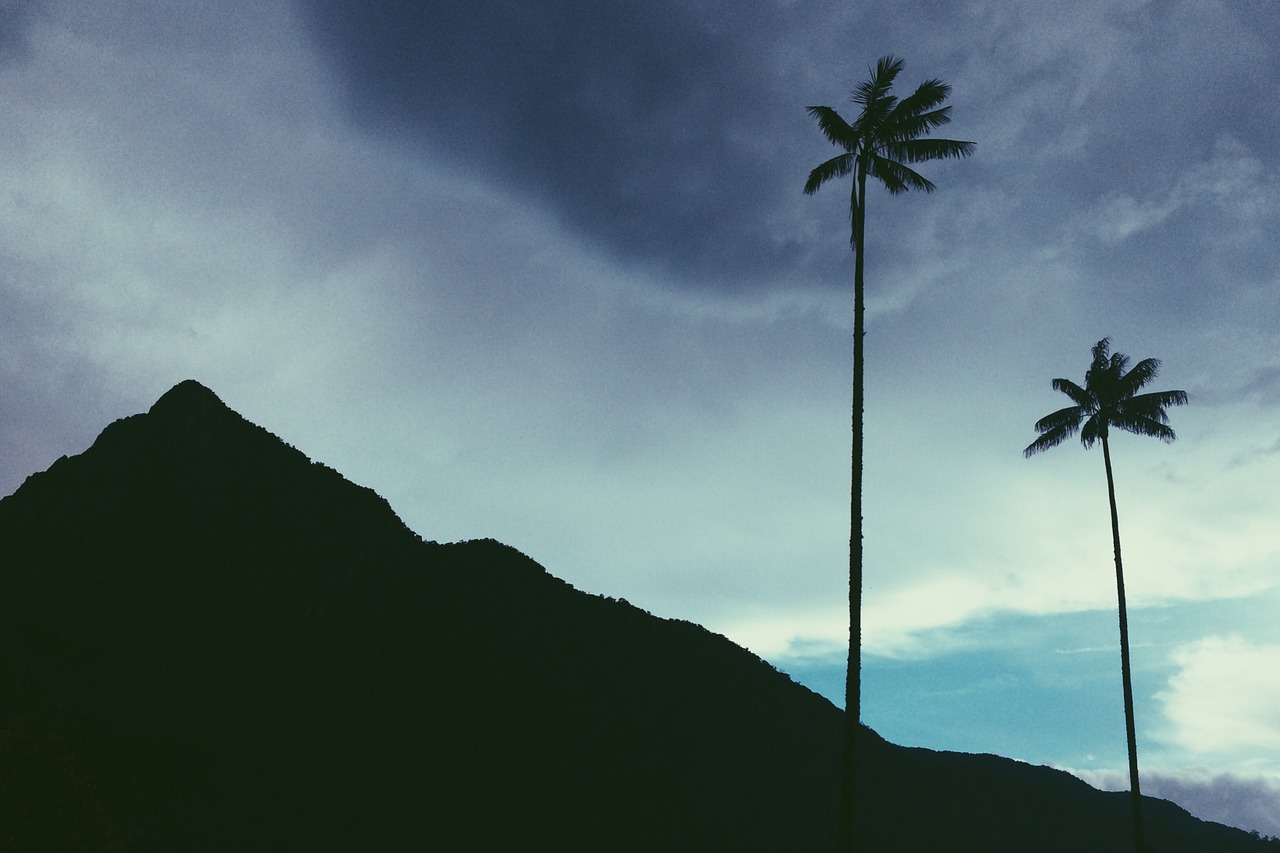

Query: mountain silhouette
[0,380,1272,851]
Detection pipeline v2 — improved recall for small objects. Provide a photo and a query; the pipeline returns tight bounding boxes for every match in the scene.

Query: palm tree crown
[1024,338,1189,458]
[804,54,975,246]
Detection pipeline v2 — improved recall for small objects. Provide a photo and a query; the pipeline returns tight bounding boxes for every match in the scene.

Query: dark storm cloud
[1078,768,1280,837]
[1184,363,1280,413]
[295,0,833,292]
[1146,771,1280,838]
[296,0,1279,316]
[0,0,46,63]
[0,260,128,494]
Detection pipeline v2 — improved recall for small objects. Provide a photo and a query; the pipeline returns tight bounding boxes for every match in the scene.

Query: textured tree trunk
[1101,432,1145,853]
[838,163,867,853]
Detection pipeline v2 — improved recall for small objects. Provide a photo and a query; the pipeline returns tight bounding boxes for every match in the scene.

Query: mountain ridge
[1,380,1272,851]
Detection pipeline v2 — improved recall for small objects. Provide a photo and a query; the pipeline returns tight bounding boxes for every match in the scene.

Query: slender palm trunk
[1101,432,1145,853]
[838,163,867,853]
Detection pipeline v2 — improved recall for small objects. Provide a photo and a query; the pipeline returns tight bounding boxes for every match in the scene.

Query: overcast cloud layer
[3,0,1279,836]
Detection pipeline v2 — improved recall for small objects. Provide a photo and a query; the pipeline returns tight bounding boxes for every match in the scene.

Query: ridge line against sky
[2,0,1279,836]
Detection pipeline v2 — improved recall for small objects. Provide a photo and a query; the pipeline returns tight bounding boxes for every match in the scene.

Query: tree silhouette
[1024,337,1188,853]
[804,55,973,851]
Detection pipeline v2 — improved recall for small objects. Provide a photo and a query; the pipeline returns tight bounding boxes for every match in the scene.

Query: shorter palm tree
[1024,337,1187,853]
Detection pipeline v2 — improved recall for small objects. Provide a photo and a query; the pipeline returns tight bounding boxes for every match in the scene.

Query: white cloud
[724,418,1280,662]
[1156,635,1280,765]
[1084,135,1277,245]
[713,603,847,662]
[1089,193,1182,244]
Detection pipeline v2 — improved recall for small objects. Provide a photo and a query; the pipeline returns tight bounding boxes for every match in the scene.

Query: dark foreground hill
[0,380,1272,852]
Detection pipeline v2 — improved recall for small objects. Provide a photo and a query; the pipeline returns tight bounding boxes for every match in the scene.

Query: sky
[3,0,1279,836]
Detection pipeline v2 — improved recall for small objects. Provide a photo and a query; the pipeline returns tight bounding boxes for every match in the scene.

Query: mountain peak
[148,379,227,417]
[138,379,251,454]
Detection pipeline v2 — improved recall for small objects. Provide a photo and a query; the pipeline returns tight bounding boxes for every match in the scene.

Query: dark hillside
[0,381,1272,851]
[0,381,839,850]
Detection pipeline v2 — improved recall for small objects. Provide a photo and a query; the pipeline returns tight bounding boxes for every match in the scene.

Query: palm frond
[891,81,952,123]
[1032,404,1086,436]
[1130,388,1189,410]
[806,105,858,150]
[1115,390,1187,437]
[1116,400,1171,426]
[804,152,856,195]
[1086,338,1112,378]
[854,55,903,109]
[868,156,934,194]
[1024,421,1077,457]
[1118,357,1161,396]
[851,95,896,142]
[887,105,953,140]
[1050,377,1093,409]
[1079,414,1104,449]
[1111,412,1178,442]
[890,136,977,164]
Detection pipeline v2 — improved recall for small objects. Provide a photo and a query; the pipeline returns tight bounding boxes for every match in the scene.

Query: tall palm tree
[1024,338,1188,853]
[805,55,973,850]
